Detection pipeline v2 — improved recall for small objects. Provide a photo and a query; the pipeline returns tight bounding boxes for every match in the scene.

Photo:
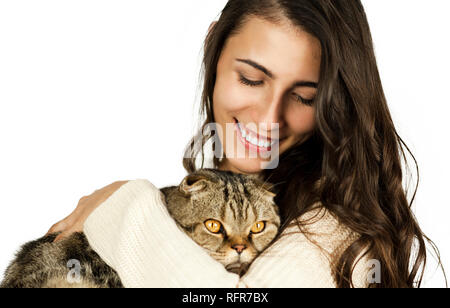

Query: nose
[258,92,286,131]
[232,244,247,254]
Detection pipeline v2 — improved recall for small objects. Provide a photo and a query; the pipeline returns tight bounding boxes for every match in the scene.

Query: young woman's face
[213,16,321,174]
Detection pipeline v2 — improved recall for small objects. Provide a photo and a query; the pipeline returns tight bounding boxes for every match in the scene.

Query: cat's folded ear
[246,175,276,202]
[179,174,209,196]
[255,182,276,203]
[260,182,277,202]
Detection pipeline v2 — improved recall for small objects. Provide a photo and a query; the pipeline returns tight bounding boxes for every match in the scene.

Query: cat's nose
[232,244,247,254]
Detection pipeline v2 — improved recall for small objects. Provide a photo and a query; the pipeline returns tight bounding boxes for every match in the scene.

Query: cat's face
[166,169,280,274]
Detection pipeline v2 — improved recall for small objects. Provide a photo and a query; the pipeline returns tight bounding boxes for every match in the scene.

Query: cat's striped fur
[1,169,280,288]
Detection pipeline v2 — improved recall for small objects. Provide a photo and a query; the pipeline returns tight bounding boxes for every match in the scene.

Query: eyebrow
[235,58,318,88]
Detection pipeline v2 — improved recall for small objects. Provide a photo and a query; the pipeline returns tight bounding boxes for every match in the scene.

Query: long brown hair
[183,0,445,288]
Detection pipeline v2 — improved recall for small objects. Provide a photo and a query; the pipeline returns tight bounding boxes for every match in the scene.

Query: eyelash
[238,75,315,106]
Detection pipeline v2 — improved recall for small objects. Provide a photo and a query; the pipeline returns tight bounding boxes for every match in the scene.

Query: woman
[47,0,442,287]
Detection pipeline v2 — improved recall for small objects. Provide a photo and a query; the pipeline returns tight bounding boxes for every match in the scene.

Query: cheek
[213,74,258,152]
[285,105,316,134]
[213,72,255,121]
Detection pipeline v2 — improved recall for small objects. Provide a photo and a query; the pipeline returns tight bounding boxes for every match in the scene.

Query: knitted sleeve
[83,179,369,288]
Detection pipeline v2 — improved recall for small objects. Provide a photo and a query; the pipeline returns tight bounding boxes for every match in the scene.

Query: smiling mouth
[233,118,286,153]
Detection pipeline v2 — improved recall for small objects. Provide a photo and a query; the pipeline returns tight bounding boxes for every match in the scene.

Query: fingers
[54,231,71,242]
[47,180,129,242]
[53,221,84,242]
[45,198,88,240]
[78,195,88,203]
[46,221,66,235]
[52,227,81,242]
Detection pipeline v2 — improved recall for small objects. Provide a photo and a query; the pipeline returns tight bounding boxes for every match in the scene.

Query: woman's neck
[217,159,240,173]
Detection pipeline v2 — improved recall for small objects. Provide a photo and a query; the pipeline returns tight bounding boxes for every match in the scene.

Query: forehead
[222,16,321,82]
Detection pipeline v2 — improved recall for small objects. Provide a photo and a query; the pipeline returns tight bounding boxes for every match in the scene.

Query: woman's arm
[83,179,370,288]
[83,179,240,287]
[47,180,129,242]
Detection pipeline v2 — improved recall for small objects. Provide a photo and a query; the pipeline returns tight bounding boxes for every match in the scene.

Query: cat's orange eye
[204,219,222,233]
[251,221,265,234]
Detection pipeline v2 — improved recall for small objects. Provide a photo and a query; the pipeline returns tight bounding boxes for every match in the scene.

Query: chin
[227,158,267,174]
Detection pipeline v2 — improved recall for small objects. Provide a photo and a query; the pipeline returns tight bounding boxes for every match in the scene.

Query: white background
[0,0,448,287]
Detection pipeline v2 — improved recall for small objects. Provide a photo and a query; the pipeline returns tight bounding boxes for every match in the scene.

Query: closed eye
[238,74,263,87]
[239,74,315,106]
[292,93,315,106]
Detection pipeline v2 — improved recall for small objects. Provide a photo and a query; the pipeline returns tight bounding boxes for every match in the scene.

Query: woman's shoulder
[273,203,370,287]
[282,203,360,257]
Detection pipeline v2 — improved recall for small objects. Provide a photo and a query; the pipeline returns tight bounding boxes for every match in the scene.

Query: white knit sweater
[83,179,370,288]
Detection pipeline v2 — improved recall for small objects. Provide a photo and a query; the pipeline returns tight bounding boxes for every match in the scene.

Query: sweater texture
[83,179,370,288]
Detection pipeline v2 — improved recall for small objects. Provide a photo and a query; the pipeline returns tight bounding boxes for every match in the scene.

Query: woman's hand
[46,180,129,242]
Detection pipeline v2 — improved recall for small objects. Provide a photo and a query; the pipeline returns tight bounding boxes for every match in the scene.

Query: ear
[179,174,209,195]
[246,174,277,201]
[260,182,276,201]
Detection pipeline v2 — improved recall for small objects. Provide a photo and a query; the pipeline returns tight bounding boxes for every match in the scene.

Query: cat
[0,169,280,288]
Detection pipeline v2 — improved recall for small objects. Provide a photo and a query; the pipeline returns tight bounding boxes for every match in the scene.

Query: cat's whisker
[251,172,278,206]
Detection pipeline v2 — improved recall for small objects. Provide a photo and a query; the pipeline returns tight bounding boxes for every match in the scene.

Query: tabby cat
[1,169,280,288]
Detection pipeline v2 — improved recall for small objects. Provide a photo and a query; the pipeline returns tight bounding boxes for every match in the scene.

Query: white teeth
[241,129,246,138]
[238,122,275,148]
